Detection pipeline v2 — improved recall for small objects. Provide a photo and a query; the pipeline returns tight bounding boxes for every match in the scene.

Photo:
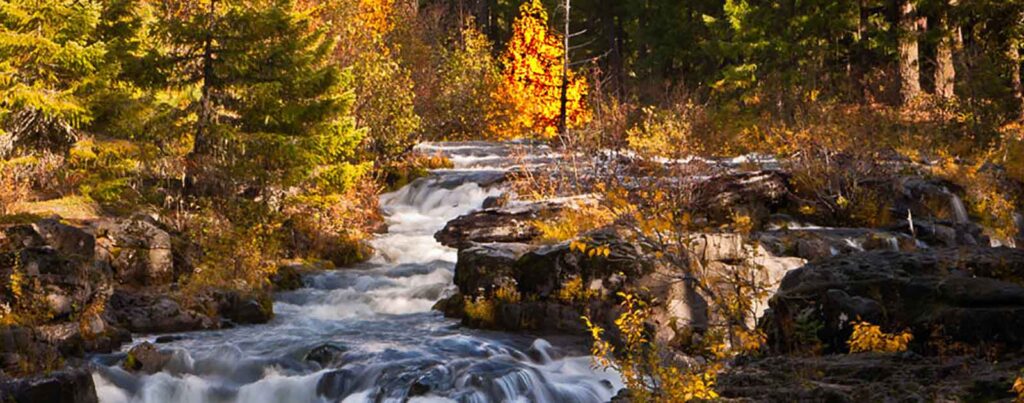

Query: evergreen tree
[149,0,365,192]
[0,0,108,157]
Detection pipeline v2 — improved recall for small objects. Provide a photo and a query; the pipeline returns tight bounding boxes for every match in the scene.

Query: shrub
[494,281,521,304]
[533,203,614,244]
[847,320,913,353]
[463,296,496,326]
[584,293,719,402]
[556,276,597,305]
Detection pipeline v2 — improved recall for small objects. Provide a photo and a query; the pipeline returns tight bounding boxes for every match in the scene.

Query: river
[90,142,622,403]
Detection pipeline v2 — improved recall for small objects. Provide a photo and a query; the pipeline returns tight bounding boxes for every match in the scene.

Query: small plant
[1012,369,1024,402]
[848,320,913,353]
[584,293,719,402]
[557,276,597,304]
[533,204,614,244]
[463,296,496,326]
[494,281,521,304]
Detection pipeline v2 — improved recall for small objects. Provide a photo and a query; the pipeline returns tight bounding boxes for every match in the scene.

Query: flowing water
[90,142,620,403]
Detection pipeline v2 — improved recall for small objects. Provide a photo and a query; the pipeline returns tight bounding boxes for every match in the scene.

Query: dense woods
[3,0,1024,401]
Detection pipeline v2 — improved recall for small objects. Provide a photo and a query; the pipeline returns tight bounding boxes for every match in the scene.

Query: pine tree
[0,0,108,157]
[150,0,365,192]
[491,0,588,139]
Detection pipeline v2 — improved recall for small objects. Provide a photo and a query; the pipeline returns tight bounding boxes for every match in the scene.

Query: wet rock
[454,243,533,296]
[304,343,348,368]
[93,215,174,287]
[0,366,98,403]
[122,342,171,374]
[213,291,273,325]
[153,335,185,344]
[270,264,303,291]
[765,247,1024,353]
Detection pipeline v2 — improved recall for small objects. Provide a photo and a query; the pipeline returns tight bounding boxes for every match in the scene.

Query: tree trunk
[558,0,570,137]
[194,0,218,159]
[934,0,958,100]
[1010,43,1024,121]
[1010,8,1024,121]
[898,0,921,105]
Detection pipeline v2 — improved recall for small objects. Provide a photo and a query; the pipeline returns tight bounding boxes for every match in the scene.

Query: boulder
[0,220,109,320]
[304,343,348,368]
[765,247,1024,354]
[694,170,791,223]
[454,243,533,296]
[0,366,98,403]
[122,342,171,374]
[104,290,213,333]
[270,264,304,292]
[212,290,273,325]
[36,322,129,356]
[0,325,62,377]
[435,198,590,249]
[515,228,647,298]
[93,216,174,287]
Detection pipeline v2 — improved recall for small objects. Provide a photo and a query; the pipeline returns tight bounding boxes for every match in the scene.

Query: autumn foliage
[491,0,589,139]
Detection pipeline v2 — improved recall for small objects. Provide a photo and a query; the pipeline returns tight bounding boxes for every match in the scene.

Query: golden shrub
[494,282,521,304]
[847,321,913,353]
[556,276,597,304]
[584,293,719,402]
[463,296,496,326]
[533,204,614,244]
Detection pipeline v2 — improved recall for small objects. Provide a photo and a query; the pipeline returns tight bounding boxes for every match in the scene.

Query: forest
[2,0,1024,402]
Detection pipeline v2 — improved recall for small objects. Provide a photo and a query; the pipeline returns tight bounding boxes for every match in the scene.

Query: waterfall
[92,142,621,403]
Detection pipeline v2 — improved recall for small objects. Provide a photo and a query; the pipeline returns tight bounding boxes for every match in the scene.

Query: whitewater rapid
[91,141,621,403]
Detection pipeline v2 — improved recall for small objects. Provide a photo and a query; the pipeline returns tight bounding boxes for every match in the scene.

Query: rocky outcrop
[435,198,591,249]
[454,243,533,295]
[92,215,175,287]
[103,290,213,333]
[0,219,111,320]
[0,325,63,378]
[694,170,791,224]
[717,352,1024,402]
[104,288,272,334]
[765,247,1024,354]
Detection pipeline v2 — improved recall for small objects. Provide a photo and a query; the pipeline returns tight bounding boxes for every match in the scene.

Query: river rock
[122,342,171,374]
[304,343,348,368]
[270,263,304,291]
[0,366,98,403]
[765,247,1024,354]
[694,170,791,224]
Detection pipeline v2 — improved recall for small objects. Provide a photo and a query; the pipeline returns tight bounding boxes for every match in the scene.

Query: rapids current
[90,142,621,403]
